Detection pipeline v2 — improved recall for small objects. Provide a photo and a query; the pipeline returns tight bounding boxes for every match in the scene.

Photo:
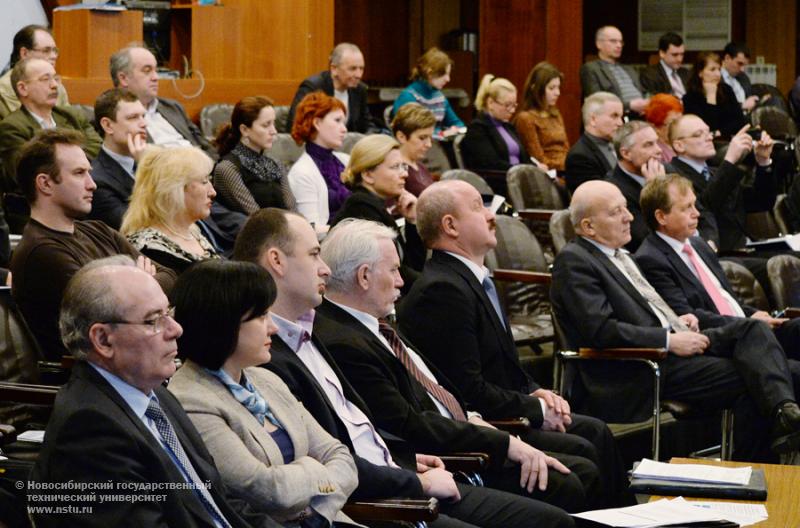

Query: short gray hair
[321,218,397,293]
[581,91,622,126]
[109,44,146,86]
[330,43,361,66]
[613,120,653,158]
[59,255,136,359]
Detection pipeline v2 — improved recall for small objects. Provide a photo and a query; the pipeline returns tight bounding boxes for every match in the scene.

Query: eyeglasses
[387,162,409,173]
[31,46,59,56]
[103,307,176,335]
[675,129,713,141]
[492,98,518,111]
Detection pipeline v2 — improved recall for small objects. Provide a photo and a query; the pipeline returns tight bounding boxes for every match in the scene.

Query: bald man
[551,180,800,462]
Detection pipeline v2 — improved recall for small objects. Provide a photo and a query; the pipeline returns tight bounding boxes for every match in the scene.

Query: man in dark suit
[564,92,623,194]
[635,174,800,358]
[232,208,576,528]
[722,42,759,112]
[288,43,380,134]
[551,179,800,461]
[640,32,690,98]
[30,256,277,528]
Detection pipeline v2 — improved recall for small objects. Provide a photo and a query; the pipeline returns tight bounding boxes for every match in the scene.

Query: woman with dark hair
[514,62,569,171]
[168,260,359,527]
[288,92,350,229]
[643,93,683,162]
[391,103,437,196]
[682,52,746,139]
[213,96,295,215]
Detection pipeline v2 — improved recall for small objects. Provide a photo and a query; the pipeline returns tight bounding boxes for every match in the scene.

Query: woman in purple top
[287,92,351,230]
[461,74,532,172]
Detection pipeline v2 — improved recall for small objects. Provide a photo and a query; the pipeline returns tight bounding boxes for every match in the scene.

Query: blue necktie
[482,276,507,329]
[701,166,710,182]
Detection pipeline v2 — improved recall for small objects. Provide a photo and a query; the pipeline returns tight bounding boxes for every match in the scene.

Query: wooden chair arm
[492,269,551,284]
[0,381,59,406]
[487,417,531,435]
[0,424,17,446]
[577,347,667,361]
[438,452,489,473]
[60,355,76,369]
[343,497,439,522]
[517,208,557,221]
[783,307,800,319]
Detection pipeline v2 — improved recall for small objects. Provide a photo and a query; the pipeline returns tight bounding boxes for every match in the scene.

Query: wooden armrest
[438,452,489,472]
[783,307,800,319]
[517,208,556,221]
[492,269,551,284]
[578,347,667,361]
[0,381,59,406]
[487,417,531,435]
[0,424,17,446]
[60,356,76,369]
[343,497,438,522]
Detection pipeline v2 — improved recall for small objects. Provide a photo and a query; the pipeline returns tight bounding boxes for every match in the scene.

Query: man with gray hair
[287,43,380,133]
[564,92,623,194]
[29,256,280,528]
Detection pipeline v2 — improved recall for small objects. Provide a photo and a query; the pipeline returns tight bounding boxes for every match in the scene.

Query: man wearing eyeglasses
[9,128,175,361]
[0,24,68,119]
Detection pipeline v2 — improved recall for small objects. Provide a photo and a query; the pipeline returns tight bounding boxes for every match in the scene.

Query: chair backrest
[72,103,95,127]
[452,133,466,168]
[270,133,305,170]
[199,103,234,141]
[422,140,452,175]
[750,106,797,141]
[745,211,781,240]
[766,254,800,309]
[549,209,575,255]
[440,169,494,196]
[773,194,792,235]
[274,105,291,133]
[506,165,565,211]
[751,83,791,115]
[383,105,393,129]
[341,132,365,154]
[719,259,770,311]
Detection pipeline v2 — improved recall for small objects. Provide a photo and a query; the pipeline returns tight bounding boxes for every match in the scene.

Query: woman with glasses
[391,103,437,197]
[461,74,532,172]
[168,260,360,527]
[682,52,746,140]
[515,62,569,171]
[121,146,221,274]
[332,134,426,292]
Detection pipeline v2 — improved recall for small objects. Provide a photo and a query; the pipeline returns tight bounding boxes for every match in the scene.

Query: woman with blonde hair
[333,134,425,291]
[462,74,532,171]
[515,62,569,171]
[122,146,221,274]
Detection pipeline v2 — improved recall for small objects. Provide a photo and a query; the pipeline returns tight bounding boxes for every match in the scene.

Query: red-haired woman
[643,93,683,163]
[288,92,350,229]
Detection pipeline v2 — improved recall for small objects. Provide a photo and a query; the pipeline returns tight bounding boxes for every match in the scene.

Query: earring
[243,136,250,146]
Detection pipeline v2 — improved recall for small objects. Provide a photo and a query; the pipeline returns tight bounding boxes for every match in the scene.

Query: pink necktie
[682,243,735,316]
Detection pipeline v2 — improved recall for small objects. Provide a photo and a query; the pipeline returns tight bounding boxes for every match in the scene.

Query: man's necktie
[682,243,735,316]
[378,322,467,422]
[701,165,710,182]
[145,398,231,528]
[612,250,689,331]
[482,276,507,329]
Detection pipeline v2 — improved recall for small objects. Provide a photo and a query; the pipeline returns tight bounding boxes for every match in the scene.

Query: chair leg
[720,409,734,461]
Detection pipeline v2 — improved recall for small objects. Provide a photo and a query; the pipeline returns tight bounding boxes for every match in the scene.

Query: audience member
[683,52,746,139]
[564,92,623,194]
[333,135,426,292]
[0,25,68,119]
[551,179,800,461]
[288,92,350,229]
[168,260,360,526]
[10,129,175,359]
[392,47,464,137]
[87,88,147,229]
[110,45,216,159]
[287,43,380,134]
[461,74,531,171]
[515,61,570,171]
[391,102,436,196]
[721,42,759,111]
[29,256,279,528]
[213,95,294,215]
[643,93,683,163]
[580,26,648,115]
[121,147,220,274]
[234,208,579,528]
[0,58,101,194]
[639,32,690,98]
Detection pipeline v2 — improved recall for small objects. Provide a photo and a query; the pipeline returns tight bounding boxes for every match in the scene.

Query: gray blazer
[168,361,359,525]
[579,60,644,112]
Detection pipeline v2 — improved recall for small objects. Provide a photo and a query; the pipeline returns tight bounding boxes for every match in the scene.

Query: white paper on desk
[489,194,506,214]
[681,498,768,527]
[17,430,45,443]
[633,458,752,485]
[573,498,725,527]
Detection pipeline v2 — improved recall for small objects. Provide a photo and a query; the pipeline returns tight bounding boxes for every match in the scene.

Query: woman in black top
[682,52,746,140]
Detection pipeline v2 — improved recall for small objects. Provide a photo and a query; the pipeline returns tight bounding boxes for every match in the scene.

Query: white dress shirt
[145,99,191,148]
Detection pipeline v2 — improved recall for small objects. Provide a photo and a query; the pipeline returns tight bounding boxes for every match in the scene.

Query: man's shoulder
[300,71,332,92]
[156,97,189,117]
[568,133,594,155]
[0,106,34,129]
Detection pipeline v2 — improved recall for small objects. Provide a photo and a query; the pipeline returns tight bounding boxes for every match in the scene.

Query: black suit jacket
[397,251,544,426]
[314,299,510,469]
[287,71,380,134]
[88,149,133,230]
[639,64,691,97]
[154,97,217,161]
[635,233,756,329]
[565,133,614,195]
[30,361,276,528]
[461,111,532,172]
[265,333,424,501]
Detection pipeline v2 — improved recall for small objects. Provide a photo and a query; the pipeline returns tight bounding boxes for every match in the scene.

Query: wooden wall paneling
[422,0,461,51]
[745,0,797,94]
[546,0,582,143]
[189,5,243,79]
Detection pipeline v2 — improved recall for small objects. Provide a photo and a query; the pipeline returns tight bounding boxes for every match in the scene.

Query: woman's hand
[396,190,418,224]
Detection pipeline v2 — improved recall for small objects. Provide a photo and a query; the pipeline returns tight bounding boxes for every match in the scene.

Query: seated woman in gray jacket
[168,260,360,527]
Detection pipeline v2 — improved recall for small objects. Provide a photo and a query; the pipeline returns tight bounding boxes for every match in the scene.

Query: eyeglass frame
[674,128,713,141]
[102,306,176,335]
[30,46,60,56]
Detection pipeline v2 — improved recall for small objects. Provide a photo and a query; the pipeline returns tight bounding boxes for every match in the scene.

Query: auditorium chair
[199,103,234,142]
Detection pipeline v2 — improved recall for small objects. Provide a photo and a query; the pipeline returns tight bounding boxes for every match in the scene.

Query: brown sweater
[514,110,569,170]
[10,219,176,360]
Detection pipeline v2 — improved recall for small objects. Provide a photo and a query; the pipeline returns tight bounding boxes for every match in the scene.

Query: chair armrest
[0,424,17,446]
[492,269,551,284]
[438,452,489,473]
[60,356,76,370]
[487,417,531,435]
[577,347,667,361]
[517,208,557,221]
[783,307,800,319]
[0,381,59,406]
[343,497,439,522]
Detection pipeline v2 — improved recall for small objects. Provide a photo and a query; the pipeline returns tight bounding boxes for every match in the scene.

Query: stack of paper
[574,497,768,527]
[632,459,753,486]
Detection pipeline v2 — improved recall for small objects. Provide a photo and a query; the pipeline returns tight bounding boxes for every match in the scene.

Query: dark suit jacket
[639,64,691,97]
[579,60,644,112]
[635,233,756,329]
[30,361,276,528]
[670,157,777,252]
[154,97,217,161]
[314,299,510,469]
[461,111,532,172]
[397,251,544,426]
[565,133,614,195]
[287,70,380,134]
[88,149,133,230]
[265,334,424,501]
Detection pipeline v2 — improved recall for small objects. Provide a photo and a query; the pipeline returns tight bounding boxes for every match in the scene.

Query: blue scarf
[206,367,283,429]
